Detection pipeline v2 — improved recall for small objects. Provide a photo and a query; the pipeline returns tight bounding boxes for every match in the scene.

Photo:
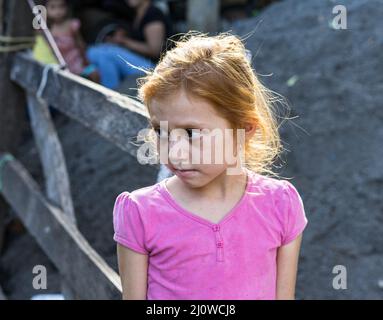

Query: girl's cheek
[193,136,209,165]
[195,135,224,165]
[189,139,204,165]
[159,141,172,164]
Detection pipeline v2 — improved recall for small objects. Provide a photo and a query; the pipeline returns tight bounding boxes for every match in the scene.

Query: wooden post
[26,94,76,224]
[26,94,78,299]
[0,153,122,299]
[0,0,76,299]
[187,0,220,33]
[0,0,33,254]
[0,0,33,151]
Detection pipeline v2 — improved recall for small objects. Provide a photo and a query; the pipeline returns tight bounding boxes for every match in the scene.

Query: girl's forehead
[149,108,230,131]
[150,90,205,110]
[148,88,234,129]
[149,90,221,125]
[149,109,219,130]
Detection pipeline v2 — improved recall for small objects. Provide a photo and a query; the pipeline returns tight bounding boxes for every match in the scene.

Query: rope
[36,63,61,98]
[0,35,35,52]
[0,35,35,43]
[0,43,34,52]
[0,154,14,193]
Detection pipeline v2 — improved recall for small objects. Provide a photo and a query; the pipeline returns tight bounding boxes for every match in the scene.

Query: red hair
[137,32,286,176]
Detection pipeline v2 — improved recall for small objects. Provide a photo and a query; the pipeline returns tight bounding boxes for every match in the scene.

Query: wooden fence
[0,0,221,300]
[0,52,155,299]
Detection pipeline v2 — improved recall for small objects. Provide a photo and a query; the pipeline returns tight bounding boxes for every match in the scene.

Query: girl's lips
[173,169,199,178]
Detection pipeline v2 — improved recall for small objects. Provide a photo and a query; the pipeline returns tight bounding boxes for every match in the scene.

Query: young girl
[45,0,99,82]
[112,32,308,300]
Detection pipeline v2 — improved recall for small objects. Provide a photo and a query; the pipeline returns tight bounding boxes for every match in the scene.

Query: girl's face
[46,0,68,23]
[149,89,243,188]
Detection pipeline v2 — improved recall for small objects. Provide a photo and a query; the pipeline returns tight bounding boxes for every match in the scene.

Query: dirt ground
[1,0,382,299]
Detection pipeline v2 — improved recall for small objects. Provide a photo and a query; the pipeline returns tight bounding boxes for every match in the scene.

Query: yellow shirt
[33,35,58,65]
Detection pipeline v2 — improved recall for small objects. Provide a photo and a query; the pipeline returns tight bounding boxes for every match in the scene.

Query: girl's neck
[171,167,248,202]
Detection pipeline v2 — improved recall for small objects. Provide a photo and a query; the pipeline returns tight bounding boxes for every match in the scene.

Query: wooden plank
[0,0,34,261]
[27,94,77,298]
[10,53,151,159]
[0,153,122,299]
[4,0,33,37]
[0,1,34,153]
[26,94,76,224]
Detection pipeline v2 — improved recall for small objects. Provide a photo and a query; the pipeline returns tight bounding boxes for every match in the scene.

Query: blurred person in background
[86,0,172,89]
[38,0,100,82]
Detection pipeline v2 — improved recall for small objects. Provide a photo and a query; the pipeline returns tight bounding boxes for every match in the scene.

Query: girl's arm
[116,243,149,300]
[275,233,303,300]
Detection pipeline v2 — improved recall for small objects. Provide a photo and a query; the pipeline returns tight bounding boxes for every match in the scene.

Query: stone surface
[229,0,383,299]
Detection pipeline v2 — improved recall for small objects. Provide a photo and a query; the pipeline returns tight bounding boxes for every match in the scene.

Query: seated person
[87,0,172,89]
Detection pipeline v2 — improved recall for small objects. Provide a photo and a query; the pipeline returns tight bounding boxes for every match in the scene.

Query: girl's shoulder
[112,181,164,237]
[51,19,80,37]
[55,19,80,34]
[112,183,162,254]
[247,169,296,196]
[114,180,165,209]
[247,170,308,244]
[69,18,81,32]
[246,169,305,214]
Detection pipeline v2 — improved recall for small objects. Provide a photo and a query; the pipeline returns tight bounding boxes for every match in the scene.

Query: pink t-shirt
[113,168,308,300]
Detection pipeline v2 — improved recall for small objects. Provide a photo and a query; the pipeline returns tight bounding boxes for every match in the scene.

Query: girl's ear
[244,123,257,141]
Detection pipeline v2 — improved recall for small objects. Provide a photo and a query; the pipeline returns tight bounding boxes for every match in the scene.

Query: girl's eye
[153,128,168,138]
[154,128,202,140]
[185,128,201,140]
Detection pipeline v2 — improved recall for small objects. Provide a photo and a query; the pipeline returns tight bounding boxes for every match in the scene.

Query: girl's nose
[168,131,190,165]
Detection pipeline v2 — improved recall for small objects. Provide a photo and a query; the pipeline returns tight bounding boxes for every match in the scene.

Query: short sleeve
[142,7,166,27]
[112,192,149,254]
[279,181,308,246]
